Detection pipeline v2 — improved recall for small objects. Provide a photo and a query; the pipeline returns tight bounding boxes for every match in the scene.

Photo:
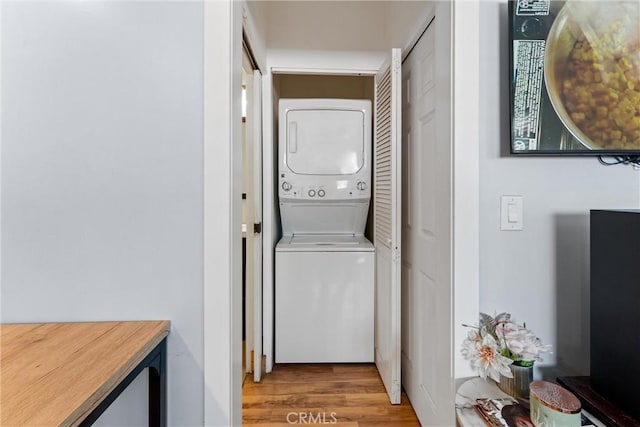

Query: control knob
[357,181,367,191]
[318,189,326,197]
[282,181,292,191]
[308,189,316,197]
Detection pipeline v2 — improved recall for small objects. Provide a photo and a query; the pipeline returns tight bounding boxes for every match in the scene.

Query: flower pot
[498,364,533,398]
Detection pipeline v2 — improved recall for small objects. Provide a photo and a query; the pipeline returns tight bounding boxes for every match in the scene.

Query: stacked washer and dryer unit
[275,98,375,363]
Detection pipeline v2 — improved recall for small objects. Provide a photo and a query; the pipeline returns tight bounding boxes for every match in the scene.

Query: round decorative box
[529,381,581,427]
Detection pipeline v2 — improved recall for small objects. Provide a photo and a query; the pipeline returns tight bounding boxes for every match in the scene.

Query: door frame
[203,1,262,424]
[203,1,242,425]
[261,68,379,374]
[202,1,480,425]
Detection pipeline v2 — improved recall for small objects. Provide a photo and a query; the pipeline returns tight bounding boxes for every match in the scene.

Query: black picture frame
[508,0,640,156]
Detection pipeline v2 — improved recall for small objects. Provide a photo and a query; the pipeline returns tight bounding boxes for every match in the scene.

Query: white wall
[386,1,434,51]
[266,1,387,52]
[204,1,244,425]
[265,0,389,72]
[264,0,435,65]
[452,0,481,382]
[1,2,205,425]
[478,0,640,380]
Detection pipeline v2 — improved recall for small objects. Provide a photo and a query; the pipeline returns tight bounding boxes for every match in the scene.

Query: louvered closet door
[374,48,402,405]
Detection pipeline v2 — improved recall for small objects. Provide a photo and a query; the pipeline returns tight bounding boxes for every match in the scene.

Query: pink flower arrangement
[461,312,551,382]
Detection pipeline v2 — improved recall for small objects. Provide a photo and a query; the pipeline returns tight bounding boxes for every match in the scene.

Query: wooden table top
[0,320,170,427]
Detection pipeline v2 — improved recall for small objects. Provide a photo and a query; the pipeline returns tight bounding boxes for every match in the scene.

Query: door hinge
[253,222,262,234]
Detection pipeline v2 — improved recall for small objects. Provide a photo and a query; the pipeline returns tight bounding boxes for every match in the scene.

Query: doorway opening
[246,69,406,423]
[203,1,473,424]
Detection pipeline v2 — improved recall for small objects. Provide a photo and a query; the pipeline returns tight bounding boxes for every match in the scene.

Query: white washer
[275,234,374,363]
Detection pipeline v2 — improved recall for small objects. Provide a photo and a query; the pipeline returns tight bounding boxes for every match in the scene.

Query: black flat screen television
[590,210,640,422]
[509,0,640,155]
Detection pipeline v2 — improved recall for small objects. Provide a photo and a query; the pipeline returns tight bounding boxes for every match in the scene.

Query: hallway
[243,364,420,426]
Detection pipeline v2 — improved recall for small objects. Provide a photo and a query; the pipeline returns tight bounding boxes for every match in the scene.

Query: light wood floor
[243,364,420,426]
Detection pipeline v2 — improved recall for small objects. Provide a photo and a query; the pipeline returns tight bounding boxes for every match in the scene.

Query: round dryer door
[286,109,365,175]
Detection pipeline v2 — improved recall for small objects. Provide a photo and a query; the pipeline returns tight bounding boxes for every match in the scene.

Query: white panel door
[401,19,454,425]
[251,70,263,383]
[374,48,402,405]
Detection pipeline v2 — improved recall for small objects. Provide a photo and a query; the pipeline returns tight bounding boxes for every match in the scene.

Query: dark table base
[557,376,640,427]
[80,338,167,427]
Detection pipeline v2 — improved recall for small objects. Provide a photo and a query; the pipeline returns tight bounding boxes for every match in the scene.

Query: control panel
[279,173,370,201]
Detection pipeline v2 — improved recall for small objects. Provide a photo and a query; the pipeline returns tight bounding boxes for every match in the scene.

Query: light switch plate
[501,195,523,230]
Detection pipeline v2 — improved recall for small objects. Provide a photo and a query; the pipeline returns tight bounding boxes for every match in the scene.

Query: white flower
[498,323,551,362]
[462,333,514,382]
[461,330,480,360]
[495,322,519,338]
[505,337,524,354]
[467,329,482,342]
[520,338,552,361]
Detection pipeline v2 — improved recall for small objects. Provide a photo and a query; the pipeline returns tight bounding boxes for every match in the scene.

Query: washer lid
[276,234,374,252]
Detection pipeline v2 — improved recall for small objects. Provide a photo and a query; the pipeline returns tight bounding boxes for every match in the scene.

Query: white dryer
[276,98,374,363]
[278,98,372,234]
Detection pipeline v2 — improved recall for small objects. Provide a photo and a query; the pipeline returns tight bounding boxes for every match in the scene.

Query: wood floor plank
[242,408,274,423]
[331,364,379,374]
[250,364,378,384]
[244,393,349,408]
[244,380,385,396]
[346,392,413,405]
[243,363,420,426]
